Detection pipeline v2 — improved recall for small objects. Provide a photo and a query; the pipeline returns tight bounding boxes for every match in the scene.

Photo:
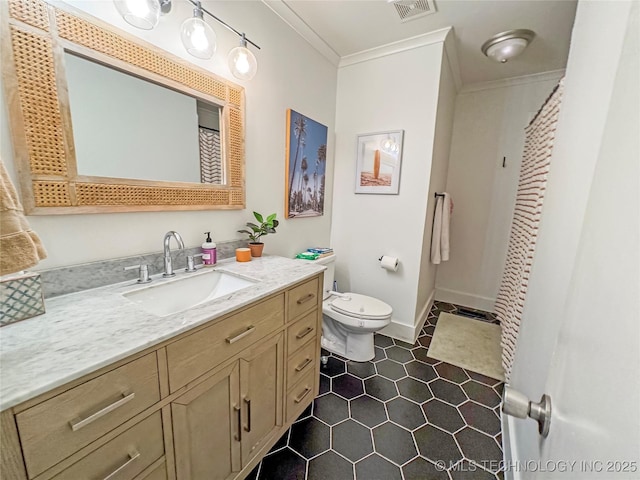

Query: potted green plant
[238,211,279,257]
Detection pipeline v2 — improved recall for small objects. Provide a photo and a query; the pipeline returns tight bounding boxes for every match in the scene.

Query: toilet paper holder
[378,255,400,272]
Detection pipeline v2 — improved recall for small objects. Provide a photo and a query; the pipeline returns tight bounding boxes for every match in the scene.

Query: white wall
[0,0,337,269]
[331,38,446,337]
[435,73,562,311]
[65,53,201,183]
[415,52,456,328]
[502,0,635,471]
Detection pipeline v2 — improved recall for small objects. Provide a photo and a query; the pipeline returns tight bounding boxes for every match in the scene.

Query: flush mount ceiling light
[481,29,536,63]
[113,0,260,80]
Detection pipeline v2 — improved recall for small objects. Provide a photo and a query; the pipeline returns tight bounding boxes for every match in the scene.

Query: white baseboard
[435,287,496,312]
[379,289,435,344]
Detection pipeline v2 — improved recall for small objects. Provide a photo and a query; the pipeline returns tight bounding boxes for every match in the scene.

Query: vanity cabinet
[171,333,284,479]
[0,273,323,480]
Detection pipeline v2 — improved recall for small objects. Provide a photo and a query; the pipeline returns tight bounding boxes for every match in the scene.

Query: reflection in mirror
[64,52,223,184]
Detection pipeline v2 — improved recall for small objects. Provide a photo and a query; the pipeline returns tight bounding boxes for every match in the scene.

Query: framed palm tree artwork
[285,109,328,218]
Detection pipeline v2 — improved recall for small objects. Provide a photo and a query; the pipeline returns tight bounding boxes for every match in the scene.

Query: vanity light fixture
[113,0,261,79]
[181,1,216,59]
[481,29,536,63]
[228,34,257,80]
[114,0,162,30]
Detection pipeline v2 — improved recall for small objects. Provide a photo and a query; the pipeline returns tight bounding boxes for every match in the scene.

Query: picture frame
[285,109,328,218]
[355,130,404,195]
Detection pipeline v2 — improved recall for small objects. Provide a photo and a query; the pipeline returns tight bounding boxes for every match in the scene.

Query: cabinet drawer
[167,294,284,392]
[286,369,316,423]
[287,277,319,321]
[16,353,160,479]
[287,340,316,390]
[286,310,318,355]
[51,412,164,480]
[143,462,167,480]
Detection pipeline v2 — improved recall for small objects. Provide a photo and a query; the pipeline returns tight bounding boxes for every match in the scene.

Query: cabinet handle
[225,326,256,344]
[296,293,315,305]
[244,397,252,432]
[295,358,312,372]
[295,326,314,339]
[102,450,140,480]
[234,404,242,441]
[69,391,135,432]
[294,386,312,404]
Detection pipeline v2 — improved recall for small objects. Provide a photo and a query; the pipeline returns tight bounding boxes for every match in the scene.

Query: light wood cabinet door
[239,333,284,467]
[171,363,241,480]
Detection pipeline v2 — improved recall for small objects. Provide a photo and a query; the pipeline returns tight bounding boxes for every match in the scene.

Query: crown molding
[261,0,340,66]
[460,69,565,93]
[338,27,451,68]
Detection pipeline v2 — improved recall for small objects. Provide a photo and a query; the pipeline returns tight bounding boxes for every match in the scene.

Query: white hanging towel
[431,193,452,264]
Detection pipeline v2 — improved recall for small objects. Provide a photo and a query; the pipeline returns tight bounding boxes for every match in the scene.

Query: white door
[504,1,639,478]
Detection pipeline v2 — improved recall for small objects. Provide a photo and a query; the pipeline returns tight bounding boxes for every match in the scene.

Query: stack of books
[307,248,333,258]
[295,247,334,260]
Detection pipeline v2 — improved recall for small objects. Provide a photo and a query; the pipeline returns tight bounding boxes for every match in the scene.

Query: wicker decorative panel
[230,189,245,206]
[10,26,67,176]
[229,87,242,107]
[33,181,71,207]
[55,11,229,102]
[75,184,230,206]
[228,108,244,188]
[8,0,49,32]
[4,0,245,213]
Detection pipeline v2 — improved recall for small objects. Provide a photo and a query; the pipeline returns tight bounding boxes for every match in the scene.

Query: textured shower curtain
[495,80,564,382]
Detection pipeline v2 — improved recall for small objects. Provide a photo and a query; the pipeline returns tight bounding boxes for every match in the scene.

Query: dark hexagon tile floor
[250,301,504,480]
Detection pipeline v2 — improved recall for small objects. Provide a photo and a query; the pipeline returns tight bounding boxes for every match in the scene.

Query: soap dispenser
[202,232,217,265]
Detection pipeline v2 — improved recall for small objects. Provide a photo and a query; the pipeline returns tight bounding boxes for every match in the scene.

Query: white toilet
[315,254,392,362]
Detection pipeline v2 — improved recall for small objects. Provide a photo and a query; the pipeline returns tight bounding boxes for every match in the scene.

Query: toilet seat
[329,293,392,320]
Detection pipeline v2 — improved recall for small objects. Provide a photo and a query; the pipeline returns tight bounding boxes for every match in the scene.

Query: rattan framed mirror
[1,0,245,214]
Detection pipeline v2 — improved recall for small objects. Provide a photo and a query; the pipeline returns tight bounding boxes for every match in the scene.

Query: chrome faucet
[163,231,185,277]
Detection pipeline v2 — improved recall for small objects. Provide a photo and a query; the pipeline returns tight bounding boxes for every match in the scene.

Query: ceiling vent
[389,0,437,23]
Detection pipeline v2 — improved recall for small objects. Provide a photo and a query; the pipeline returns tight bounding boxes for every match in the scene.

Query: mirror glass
[64,52,223,184]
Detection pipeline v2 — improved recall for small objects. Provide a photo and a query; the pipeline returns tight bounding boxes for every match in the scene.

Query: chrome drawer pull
[294,387,312,404]
[295,358,312,372]
[225,326,256,344]
[295,327,314,339]
[69,391,135,432]
[296,293,315,305]
[103,450,140,480]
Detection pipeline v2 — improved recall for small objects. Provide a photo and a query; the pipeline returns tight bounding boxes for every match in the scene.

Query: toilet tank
[314,254,335,300]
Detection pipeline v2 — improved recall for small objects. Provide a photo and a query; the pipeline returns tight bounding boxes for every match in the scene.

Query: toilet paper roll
[380,256,399,272]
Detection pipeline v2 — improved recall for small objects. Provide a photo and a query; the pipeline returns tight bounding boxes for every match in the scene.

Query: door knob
[502,386,552,437]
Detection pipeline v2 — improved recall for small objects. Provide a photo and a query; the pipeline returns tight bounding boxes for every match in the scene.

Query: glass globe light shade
[228,46,257,80]
[181,16,216,59]
[114,0,160,30]
[486,37,528,63]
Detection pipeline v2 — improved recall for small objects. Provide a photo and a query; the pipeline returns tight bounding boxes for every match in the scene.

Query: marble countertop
[0,256,325,411]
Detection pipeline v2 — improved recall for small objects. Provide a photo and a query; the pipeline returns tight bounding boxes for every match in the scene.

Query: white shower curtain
[496,79,565,382]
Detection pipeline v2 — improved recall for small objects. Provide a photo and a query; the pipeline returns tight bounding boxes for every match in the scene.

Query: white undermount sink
[123,269,257,317]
